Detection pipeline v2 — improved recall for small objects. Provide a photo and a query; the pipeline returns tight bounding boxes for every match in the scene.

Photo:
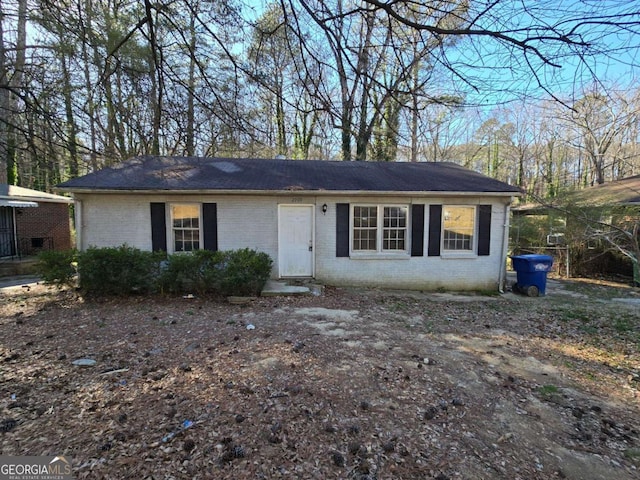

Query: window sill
[349,253,410,260]
[440,252,477,259]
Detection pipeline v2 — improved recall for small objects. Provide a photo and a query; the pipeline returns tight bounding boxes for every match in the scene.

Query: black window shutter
[150,203,167,252]
[477,204,492,256]
[411,204,424,257]
[427,205,442,257]
[336,203,349,257]
[202,203,218,251]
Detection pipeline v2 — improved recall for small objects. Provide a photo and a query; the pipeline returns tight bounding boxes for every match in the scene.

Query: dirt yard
[1,278,640,479]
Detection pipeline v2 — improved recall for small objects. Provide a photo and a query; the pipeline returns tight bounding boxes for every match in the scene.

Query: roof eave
[59,188,520,197]
[0,195,73,204]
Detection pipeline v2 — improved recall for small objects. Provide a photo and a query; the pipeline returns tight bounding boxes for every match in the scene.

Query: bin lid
[510,254,553,262]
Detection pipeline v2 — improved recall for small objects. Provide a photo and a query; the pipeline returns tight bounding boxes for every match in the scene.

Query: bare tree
[562,87,639,185]
[0,0,28,184]
[1,0,638,192]
[285,0,466,160]
[0,0,9,183]
[362,1,639,100]
[564,201,640,286]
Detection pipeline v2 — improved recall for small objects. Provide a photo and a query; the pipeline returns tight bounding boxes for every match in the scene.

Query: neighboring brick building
[0,184,73,258]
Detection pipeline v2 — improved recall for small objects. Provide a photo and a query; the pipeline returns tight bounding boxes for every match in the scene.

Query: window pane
[354,206,377,227]
[443,206,474,251]
[172,204,201,252]
[352,205,408,253]
[353,206,377,251]
[353,228,377,251]
[382,206,407,251]
[172,205,199,227]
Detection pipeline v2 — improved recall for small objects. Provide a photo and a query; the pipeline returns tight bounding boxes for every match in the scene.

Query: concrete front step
[261,280,323,297]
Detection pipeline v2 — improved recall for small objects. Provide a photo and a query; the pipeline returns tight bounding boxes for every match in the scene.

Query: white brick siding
[73,192,512,291]
[77,194,154,250]
[316,196,509,290]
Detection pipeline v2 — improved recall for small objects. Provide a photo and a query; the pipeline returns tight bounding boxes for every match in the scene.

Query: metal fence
[0,237,54,260]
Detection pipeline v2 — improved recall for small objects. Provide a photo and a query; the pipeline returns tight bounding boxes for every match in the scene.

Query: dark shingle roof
[571,174,640,206]
[514,174,640,212]
[57,156,521,194]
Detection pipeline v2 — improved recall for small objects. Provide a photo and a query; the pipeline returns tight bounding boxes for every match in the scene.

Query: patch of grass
[486,302,519,314]
[476,289,501,297]
[422,320,435,333]
[579,325,599,335]
[623,448,640,464]
[613,317,635,333]
[389,300,411,313]
[556,308,591,323]
[562,282,623,300]
[538,384,559,396]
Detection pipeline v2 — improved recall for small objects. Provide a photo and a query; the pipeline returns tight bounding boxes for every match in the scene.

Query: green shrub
[159,250,225,294]
[74,246,273,297]
[77,245,164,295]
[158,252,200,294]
[36,249,77,287]
[160,248,272,296]
[216,248,273,296]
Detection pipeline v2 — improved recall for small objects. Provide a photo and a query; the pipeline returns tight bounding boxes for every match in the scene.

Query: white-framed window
[170,204,201,252]
[442,205,475,251]
[352,204,408,254]
[353,206,378,251]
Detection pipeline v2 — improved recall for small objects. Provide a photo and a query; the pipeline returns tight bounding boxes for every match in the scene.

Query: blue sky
[238,0,639,106]
[439,0,640,106]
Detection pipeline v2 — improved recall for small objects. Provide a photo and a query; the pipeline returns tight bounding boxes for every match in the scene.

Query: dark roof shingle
[57,156,521,194]
[571,174,640,206]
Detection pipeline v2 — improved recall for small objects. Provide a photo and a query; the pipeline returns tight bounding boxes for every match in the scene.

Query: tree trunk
[5,0,28,185]
[186,11,196,157]
[632,223,640,287]
[592,152,605,184]
[410,85,419,162]
[410,43,420,163]
[353,12,374,161]
[275,79,287,155]
[293,110,317,160]
[104,56,119,164]
[80,0,99,171]
[60,54,79,177]
[355,97,369,161]
[340,105,352,160]
[145,0,162,156]
[0,0,9,183]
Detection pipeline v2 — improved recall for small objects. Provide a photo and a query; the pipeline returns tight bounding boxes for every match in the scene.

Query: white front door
[278,205,314,277]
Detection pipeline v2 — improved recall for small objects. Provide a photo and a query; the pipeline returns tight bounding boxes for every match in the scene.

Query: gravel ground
[0,278,639,479]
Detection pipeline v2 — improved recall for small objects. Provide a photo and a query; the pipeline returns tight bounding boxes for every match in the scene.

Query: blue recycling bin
[510,254,554,297]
